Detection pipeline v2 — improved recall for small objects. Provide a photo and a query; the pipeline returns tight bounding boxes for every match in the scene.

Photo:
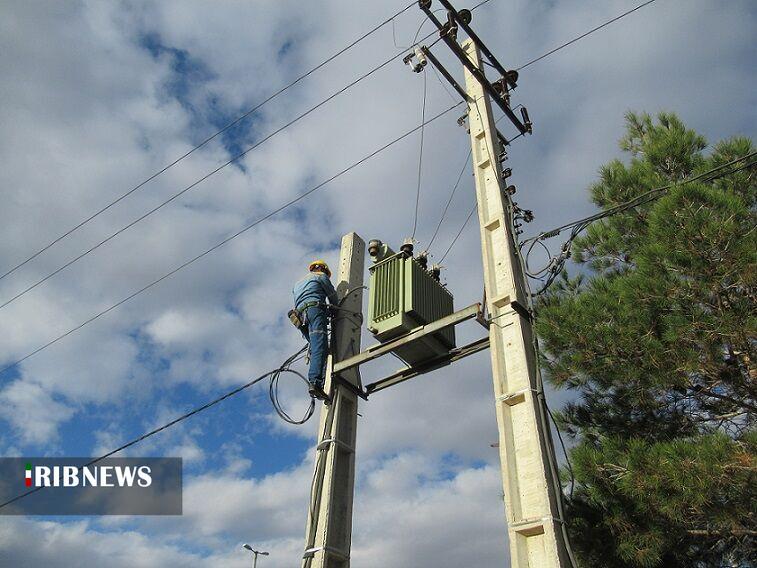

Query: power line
[425,148,471,251]
[527,150,757,244]
[516,0,658,71]
[426,113,511,255]
[471,0,495,10]
[393,7,445,50]
[522,151,757,294]
[428,59,459,103]
[0,34,438,312]
[0,346,311,511]
[0,102,462,376]
[2,0,504,309]
[439,203,477,263]
[0,1,418,285]
[0,0,507,370]
[411,69,428,240]
[434,97,500,263]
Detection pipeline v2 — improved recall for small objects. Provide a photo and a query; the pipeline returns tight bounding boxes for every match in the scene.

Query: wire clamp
[403,46,428,73]
[316,437,355,453]
[303,546,349,561]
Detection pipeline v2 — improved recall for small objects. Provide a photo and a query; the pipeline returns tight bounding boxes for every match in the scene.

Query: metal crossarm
[333,303,485,375]
[418,1,527,133]
[366,336,490,394]
[436,0,513,80]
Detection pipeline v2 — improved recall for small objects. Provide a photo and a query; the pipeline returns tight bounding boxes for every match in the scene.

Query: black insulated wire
[0,0,419,284]
[521,151,757,295]
[411,68,428,241]
[426,148,472,252]
[0,38,438,312]
[516,0,658,71]
[0,102,463,376]
[269,347,315,425]
[0,344,314,511]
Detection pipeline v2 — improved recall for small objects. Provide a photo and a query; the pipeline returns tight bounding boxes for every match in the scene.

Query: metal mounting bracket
[330,303,490,395]
[418,2,527,133]
[365,335,490,394]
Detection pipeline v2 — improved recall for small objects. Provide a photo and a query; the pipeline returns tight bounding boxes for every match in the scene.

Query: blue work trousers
[301,306,329,387]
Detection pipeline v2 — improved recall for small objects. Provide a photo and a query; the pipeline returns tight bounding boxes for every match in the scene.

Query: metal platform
[333,303,490,397]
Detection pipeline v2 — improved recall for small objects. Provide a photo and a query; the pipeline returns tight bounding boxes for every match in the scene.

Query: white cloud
[0,0,753,565]
[0,518,245,568]
[0,453,509,567]
[0,381,74,446]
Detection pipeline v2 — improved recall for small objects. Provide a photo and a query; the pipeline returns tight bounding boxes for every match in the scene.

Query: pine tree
[534,112,756,567]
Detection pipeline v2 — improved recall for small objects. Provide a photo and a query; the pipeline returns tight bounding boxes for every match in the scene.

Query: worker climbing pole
[290,259,341,402]
[296,1,576,566]
[301,233,365,568]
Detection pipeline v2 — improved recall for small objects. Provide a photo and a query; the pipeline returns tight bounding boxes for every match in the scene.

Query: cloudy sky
[0,0,754,566]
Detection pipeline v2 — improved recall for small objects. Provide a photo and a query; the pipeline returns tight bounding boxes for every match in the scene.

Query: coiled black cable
[268,346,315,425]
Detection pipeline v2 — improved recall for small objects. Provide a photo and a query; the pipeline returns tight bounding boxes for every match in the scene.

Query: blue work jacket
[292,272,338,311]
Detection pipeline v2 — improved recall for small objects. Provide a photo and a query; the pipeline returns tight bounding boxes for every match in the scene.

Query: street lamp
[242,543,269,568]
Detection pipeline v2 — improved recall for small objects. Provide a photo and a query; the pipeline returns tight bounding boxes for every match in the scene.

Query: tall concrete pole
[302,232,365,568]
[461,39,572,567]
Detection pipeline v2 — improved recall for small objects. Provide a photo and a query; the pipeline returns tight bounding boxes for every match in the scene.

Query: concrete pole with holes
[302,232,365,568]
[462,39,571,567]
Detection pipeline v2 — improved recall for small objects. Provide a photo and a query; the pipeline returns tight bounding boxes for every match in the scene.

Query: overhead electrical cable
[429,60,459,103]
[426,114,510,256]
[0,33,441,312]
[411,68,428,240]
[525,151,757,245]
[471,0,494,10]
[516,0,658,71]
[521,151,757,294]
[425,148,471,251]
[0,345,312,511]
[393,7,444,50]
[439,203,477,263]
[0,0,497,310]
[0,0,419,284]
[0,0,509,370]
[0,102,462,376]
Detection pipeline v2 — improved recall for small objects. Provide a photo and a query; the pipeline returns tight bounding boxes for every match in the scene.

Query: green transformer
[367,250,455,366]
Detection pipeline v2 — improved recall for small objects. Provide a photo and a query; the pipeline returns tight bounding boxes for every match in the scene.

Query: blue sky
[0,0,754,566]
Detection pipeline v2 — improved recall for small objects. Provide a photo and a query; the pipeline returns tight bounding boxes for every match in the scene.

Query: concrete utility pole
[302,232,365,568]
[462,39,572,567]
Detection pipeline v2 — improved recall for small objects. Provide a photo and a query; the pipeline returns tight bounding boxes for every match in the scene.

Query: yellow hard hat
[308,259,331,277]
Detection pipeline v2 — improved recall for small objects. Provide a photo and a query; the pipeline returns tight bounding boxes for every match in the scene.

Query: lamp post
[242,543,270,568]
